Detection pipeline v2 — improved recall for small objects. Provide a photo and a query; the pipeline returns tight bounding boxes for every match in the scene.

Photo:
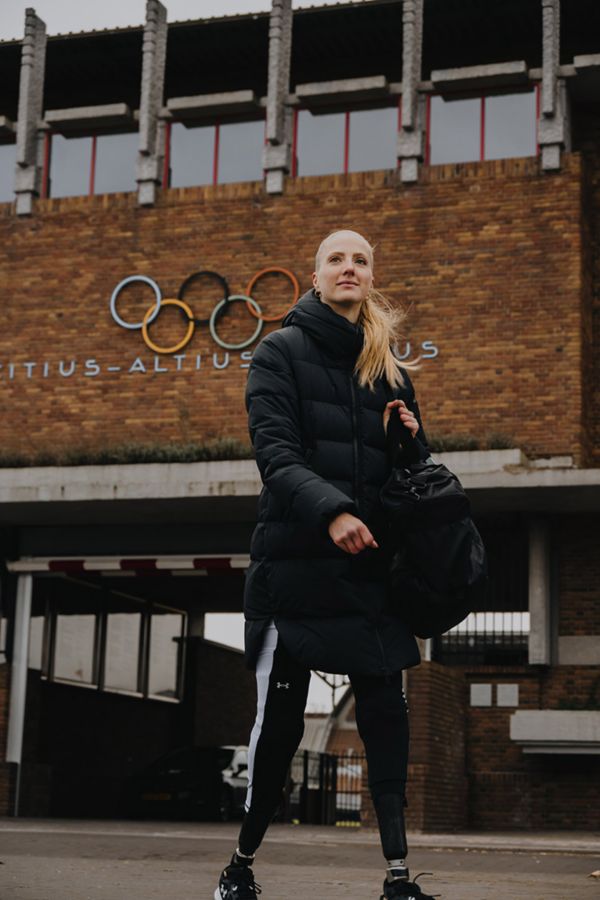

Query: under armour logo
[276,681,290,689]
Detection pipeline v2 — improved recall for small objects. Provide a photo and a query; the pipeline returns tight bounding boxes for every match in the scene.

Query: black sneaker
[381,870,441,899]
[214,861,262,899]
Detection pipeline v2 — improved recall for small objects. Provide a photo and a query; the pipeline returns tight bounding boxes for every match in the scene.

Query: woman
[214,230,439,900]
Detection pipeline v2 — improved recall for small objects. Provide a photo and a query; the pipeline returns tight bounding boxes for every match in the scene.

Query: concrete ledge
[45,103,133,133]
[0,453,597,511]
[510,710,600,754]
[166,90,260,120]
[295,75,389,108]
[431,60,529,95]
[0,459,262,505]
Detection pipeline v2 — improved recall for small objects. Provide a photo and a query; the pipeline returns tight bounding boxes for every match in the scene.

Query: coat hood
[281,288,364,362]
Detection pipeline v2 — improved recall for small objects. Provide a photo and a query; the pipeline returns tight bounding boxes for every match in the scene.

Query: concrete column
[5,574,33,816]
[136,0,168,206]
[539,0,570,171]
[263,0,293,195]
[398,0,425,183]
[14,9,47,216]
[528,518,552,665]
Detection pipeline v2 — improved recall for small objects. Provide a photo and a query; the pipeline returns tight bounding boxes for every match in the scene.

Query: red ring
[245,267,300,322]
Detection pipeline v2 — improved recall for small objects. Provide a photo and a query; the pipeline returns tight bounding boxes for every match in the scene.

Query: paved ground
[0,819,599,900]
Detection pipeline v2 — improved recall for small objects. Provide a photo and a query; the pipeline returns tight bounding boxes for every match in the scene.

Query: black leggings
[238,622,410,859]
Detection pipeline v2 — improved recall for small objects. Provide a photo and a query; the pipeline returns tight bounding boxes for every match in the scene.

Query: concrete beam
[539,0,568,172]
[295,75,389,108]
[541,0,559,117]
[167,90,260,119]
[528,518,552,666]
[45,103,133,134]
[511,710,600,754]
[5,575,33,790]
[431,60,530,95]
[15,8,47,216]
[136,0,167,207]
[558,636,600,665]
[263,0,292,195]
[399,0,424,183]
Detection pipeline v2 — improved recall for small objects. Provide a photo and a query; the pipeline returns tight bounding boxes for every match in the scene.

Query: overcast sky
[1,0,349,41]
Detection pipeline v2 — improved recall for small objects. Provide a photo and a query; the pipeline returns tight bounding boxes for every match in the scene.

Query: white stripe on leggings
[244,620,278,813]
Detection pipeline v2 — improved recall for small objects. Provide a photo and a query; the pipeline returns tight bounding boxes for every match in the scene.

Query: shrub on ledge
[0,433,515,468]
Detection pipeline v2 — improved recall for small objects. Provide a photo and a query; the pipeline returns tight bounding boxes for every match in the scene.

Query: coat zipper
[349,373,391,681]
[348,372,363,518]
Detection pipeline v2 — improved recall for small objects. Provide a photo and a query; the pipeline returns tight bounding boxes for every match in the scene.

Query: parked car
[122,744,249,822]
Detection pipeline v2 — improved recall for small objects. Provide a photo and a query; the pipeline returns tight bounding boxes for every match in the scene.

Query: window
[47,134,92,197]
[484,91,537,160]
[169,123,214,187]
[0,142,16,203]
[94,132,139,194]
[104,600,142,694]
[428,97,481,165]
[33,579,186,701]
[218,120,264,184]
[293,104,399,177]
[166,118,265,188]
[53,593,98,685]
[148,608,184,699]
[348,106,398,173]
[295,110,346,176]
[426,88,538,166]
[45,131,138,198]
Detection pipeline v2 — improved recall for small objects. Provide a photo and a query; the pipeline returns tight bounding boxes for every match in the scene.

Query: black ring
[177,270,230,327]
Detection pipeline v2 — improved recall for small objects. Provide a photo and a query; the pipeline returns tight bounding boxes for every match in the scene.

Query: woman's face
[312,232,374,311]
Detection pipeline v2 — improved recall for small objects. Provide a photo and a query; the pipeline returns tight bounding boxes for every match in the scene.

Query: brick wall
[464,666,600,830]
[193,639,257,745]
[0,153,589,463]
[557,514,600,635]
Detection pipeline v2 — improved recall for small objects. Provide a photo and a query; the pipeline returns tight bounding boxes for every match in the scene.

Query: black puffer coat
[243,288,431,676]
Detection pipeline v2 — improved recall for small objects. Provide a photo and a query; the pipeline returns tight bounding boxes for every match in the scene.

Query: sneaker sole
[213,889,221,900]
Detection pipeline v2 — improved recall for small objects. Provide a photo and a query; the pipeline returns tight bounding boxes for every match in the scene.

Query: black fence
[433,517,530,665]
[285,750,366,826]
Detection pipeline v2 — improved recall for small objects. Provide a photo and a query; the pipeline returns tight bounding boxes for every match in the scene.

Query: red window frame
[291,98,403,178]
[424,84,541,166]
[163,116,267,189]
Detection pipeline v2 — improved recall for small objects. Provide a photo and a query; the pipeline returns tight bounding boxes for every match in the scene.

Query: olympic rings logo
[109,267,300,354]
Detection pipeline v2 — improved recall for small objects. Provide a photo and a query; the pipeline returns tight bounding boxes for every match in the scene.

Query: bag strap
[385,389,429,468]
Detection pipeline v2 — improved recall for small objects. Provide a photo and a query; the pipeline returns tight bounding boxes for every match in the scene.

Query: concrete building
[0,0,598,829]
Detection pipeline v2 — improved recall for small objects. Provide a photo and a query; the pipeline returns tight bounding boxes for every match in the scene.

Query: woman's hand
[328,512,379,554]
[383,399,419,438]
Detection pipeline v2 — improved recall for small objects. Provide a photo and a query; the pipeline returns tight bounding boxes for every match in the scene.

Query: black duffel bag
[380,410,488,639]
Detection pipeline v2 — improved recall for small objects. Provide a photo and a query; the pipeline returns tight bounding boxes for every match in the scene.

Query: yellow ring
[141,298,195,354]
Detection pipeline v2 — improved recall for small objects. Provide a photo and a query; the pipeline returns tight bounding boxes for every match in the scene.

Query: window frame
[39,580,187,703]
[41,129,139,200]
[163,114,267,189]
[291,99,403,178]
[424,84,541,167]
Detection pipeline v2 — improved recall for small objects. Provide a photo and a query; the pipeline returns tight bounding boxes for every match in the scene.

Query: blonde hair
[314,230,421,392]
